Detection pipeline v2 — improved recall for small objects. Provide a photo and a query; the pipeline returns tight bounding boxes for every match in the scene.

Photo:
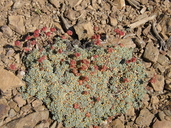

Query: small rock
[165,84,171,90]
[119,38,136,48]
[0,68,24,92]
[13,94,26,108]
[109,17,118,26]
[68,0,83,7]
[74,22,94,40]
[50,121,57,128]
[157,54,169,66]
[165,116,171,121]
[152,119,171,128]
[165,67,171,79]
[32,99,43,108]
[158,111,166,121]
[135,108,154,126]
[8,15,25,35]
[143,42,159,63]
[151,75,164,92]
[49,0,60,8]
[8,109,16,117]
[21,104,32,114]
[140,0,148,4]
[126,106,135,116]
[13,0,24,9]
[4,110,49,128]
[1,25,13,37]
[0,99,10,119]
[110,119,124,128]
[151,96,159,109]
[114,0,125,9]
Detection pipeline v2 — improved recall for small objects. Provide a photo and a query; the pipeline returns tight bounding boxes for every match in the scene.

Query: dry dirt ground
[0,0,171,128]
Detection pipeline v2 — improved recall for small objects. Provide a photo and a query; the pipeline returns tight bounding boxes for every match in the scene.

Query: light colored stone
[110,119,124,128]
[135,108,154,126]
[114,0,125,9]
[152,119,171,128]
[109,17,118,26]
[119,38,136,48]
[50,121,57,128]
[49,0,60,8]
[8,109,16,117]
[68,0,83,7]
[4,110,49,128]
[74,22,94,40]
[157,54,169,66]
[158,111,166,121]
[126,106,135,116]
[0,98,10,119]
[1,25,13,37]
[143,42,159,63]
[140,0,148,4]
[165,67,171,79]
[151,75,164,92]
[13,94,26,108]
[32,99,43,108]
[8,15,25,35]
[0,68,24,92]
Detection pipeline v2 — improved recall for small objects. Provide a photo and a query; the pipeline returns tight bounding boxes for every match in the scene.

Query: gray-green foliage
[21,37,146,127]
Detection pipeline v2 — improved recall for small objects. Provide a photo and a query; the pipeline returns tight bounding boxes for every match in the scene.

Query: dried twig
[152,21,167,51]
[128,14,157,29]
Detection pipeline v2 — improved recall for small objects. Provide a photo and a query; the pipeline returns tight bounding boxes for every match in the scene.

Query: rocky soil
[0,0,171,128]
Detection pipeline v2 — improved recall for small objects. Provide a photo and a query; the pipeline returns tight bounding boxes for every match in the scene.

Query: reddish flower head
[74,53,81,57]
[38,56,46,63]
[58,49,63,53]
[41,27,47,32]
[26,36,32,40]
[66,30,73,36]
[14,41,21,47]
[9,64,17,70]
[50,27,56,32]
[45,32,51,37]
[85,112,91,117]
[31,40,36,45]
[107,48,113,53]
[73,103,80,109]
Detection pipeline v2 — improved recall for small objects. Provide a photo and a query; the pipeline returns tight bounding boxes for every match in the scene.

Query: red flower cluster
[74,53,81,57]
[107,48,113,53]
[14,41,21,47]
[58,49,63,53]
[100,65,108,71]
[114,28,125,36]
[73,103,80,109]
[123,78,129,83]
[92,34,101,45]
[33,29,40,37]
[126,57,136,64]
[50,27,56,32]
[38,56,46,63]
[70,60,77,68]
[66,30,73,36]
[9,64,17,70]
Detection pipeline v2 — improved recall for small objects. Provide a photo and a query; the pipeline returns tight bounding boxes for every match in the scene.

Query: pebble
[3,110,49,128]
[1,25,13,37]
[109,17,118,26]
[157,54,169,66]
[110,119,124,128]
[74,22,94,40]
[8,15,25,35]
[158,111,166,121]
[49,0,60,8]
[143,41,159,63]
[151,75,164,92]
[152,119,171,128]
[13,94,26,108]
[0,68,24,92]
[135,108,154,126]
[0,98,10,119]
